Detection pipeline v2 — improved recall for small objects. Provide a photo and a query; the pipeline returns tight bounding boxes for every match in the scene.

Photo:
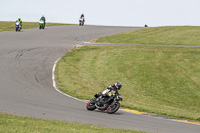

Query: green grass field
[55,46,200,121]
[0,21,71,32]
[0,113,143,133]
[96,26,200,45]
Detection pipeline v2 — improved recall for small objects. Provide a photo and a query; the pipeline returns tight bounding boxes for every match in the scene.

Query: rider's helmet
[18,18,21,20]
[115,82,122,90]
[81,14,84,18]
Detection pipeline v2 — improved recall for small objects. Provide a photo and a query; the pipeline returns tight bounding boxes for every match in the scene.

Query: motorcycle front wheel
[107,102,120,114]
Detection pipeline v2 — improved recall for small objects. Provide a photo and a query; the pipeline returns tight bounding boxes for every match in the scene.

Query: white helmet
[115,82,122,90]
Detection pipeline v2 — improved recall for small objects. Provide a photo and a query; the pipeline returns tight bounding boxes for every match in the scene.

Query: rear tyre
[86,99,96,111]
[107,102,120,114]
[39,25,41,29]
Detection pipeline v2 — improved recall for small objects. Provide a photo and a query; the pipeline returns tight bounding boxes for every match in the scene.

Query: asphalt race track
[0,25,199,133]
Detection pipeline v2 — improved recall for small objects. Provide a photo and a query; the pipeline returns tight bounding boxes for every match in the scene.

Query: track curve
[0,25,199,133]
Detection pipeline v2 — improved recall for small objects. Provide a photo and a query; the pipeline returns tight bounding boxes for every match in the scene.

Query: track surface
[0,25,199,133]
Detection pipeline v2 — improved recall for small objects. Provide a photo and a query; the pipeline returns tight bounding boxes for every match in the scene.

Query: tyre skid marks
[0,48,40,60]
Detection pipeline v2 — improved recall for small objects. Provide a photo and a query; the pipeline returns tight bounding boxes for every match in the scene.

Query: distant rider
[40,15,46,27]
[96,82,122,106]
[80,14,85,23]
[16,18,22,29]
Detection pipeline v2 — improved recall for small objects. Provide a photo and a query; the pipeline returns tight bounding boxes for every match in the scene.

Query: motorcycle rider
[16,18,22,29]
[40,15,46,27]
[80,14,85,23]
[96,82,122,106]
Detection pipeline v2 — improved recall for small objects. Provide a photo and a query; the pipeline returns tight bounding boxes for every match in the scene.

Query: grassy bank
[55,46,200,121]
[0,113,143,133]
[0,21,71,32]
[96,26,200,45]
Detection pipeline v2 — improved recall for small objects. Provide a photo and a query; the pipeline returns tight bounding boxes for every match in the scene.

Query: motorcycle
[15,21,21,32]
[79,18,84,26]
[39,20,45,29]
[86,92,123,114]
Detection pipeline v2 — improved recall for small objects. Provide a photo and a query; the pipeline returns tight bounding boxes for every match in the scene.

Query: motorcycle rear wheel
[86,99,96,111]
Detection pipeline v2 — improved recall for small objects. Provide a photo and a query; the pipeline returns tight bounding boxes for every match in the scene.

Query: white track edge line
[52,57,200,126]
[52,57,86,103]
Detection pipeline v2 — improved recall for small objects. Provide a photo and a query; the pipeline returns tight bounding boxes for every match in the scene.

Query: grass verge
[0,113,143,133]
[0,21,71,32]
[55,46,200,121]
[96,26,200,45]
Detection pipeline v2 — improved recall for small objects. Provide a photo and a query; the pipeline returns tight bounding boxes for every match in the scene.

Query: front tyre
[86,99,96,111]
[107,102,120,114]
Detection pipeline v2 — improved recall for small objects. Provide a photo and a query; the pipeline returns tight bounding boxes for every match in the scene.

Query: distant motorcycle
[79,18,84,26]
[86,92,123,114]
[39,20,45,29]
[15,21,21,32]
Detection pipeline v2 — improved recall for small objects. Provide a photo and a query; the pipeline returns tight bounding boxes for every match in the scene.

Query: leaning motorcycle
[39,20,45,29]
[15,21,21,32]
[86,92,122,114]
